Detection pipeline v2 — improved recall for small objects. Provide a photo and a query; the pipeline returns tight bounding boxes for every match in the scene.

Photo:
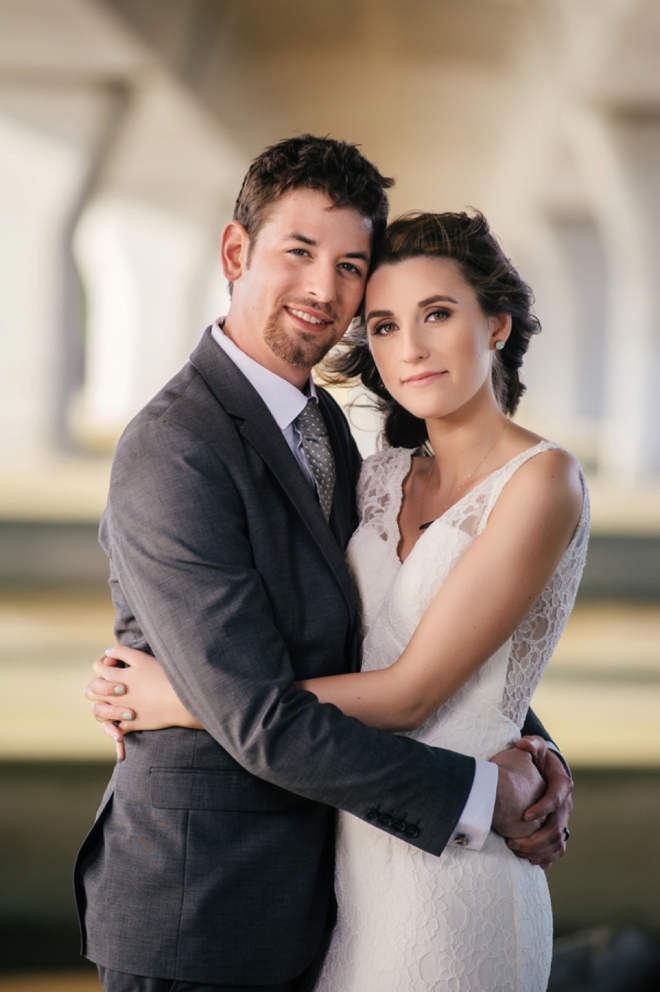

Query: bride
[87,211,588,991]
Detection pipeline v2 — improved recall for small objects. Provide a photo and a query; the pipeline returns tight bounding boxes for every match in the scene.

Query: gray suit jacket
[74,328,504,984]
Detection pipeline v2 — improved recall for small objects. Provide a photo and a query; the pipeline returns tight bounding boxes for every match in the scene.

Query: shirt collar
[211,320,318,431]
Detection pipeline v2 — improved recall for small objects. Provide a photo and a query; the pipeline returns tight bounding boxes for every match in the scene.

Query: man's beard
[264,300,341,370]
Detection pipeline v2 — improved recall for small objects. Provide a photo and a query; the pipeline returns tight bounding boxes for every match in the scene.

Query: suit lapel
[190,330,357,612]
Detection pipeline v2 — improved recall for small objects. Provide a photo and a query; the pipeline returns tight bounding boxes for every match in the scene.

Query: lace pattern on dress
[315,442,588,992]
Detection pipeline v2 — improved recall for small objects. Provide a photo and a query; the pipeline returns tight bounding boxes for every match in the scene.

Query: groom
[78,135,572,992]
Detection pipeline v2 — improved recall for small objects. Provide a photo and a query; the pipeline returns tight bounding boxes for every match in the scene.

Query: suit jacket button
[393,819,405,832]
[404,824,420,839]
[366,808,380,822]
[379,814,394,828]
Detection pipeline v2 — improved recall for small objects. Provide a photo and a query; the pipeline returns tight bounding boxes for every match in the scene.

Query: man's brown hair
[233,134,394,249]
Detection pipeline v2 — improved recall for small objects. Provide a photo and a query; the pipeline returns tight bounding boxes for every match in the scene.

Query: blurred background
[1,0,660,989]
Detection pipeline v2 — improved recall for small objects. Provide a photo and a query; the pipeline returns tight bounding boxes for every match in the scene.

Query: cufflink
[453,833,470,847]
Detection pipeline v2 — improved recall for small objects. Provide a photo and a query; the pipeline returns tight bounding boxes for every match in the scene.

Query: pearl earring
[495,341,505,351]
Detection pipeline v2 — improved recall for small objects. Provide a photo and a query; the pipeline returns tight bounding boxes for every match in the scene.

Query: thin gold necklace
[419,419,510,531]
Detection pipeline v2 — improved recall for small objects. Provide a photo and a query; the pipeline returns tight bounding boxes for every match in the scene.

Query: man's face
[224,189,373,384]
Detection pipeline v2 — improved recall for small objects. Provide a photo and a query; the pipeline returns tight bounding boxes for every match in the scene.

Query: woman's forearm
[297,668,427,732]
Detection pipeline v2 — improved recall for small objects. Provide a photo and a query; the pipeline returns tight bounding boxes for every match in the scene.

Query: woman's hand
[85,645,203,760]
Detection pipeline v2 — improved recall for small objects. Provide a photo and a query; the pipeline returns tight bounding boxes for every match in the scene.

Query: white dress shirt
[211,321,497,850]
[212,321,320,491]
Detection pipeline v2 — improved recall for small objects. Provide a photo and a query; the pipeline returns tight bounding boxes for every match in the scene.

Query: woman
[90,212,588,991]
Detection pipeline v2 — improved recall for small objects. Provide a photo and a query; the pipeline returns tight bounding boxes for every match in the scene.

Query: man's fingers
[507,813,569,867]
[524,778,573,822]
[91,701,135,724]
[524,792,561,821]
[514,735,550,777]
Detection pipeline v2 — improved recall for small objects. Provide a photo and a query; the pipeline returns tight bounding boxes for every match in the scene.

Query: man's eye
[339,262,361,275]
[288,248,310,256]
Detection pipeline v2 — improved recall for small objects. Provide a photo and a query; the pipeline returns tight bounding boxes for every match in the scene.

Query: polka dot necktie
[294,399,336,521]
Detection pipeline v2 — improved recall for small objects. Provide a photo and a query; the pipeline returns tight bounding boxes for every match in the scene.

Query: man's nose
[305,260,337,303]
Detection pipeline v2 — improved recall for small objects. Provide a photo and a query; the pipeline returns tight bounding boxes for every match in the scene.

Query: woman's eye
[427,308,451,322]
[372,322,397,336]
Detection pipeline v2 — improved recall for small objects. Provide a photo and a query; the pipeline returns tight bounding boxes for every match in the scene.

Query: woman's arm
[299,448,584,732]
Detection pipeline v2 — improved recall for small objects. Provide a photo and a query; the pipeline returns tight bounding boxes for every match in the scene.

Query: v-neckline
[394,441,550,566]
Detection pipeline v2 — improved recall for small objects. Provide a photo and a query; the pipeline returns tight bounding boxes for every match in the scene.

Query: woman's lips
[403,371,447,387]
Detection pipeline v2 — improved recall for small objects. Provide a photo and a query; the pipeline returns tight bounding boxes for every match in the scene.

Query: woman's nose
[400,325,429,362]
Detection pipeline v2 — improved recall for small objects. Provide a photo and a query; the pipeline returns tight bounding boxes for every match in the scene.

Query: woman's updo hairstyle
[323,210,540,449]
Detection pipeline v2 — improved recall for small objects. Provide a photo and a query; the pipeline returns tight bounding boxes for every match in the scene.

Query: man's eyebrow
[285,233,369,263]
[286,232,316,246]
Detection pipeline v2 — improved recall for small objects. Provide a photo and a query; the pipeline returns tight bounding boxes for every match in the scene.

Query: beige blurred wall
[2,0,660,506]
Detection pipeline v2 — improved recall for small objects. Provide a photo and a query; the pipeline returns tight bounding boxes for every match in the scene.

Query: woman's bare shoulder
[494,442,585,532]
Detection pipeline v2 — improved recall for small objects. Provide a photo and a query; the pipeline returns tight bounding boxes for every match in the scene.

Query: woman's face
[365,256,509,424]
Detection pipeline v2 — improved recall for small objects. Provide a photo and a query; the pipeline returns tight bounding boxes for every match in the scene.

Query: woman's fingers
[101,720,126,761]
[105,644,149,667]
[91,701,135,724]
[85,676,128,701]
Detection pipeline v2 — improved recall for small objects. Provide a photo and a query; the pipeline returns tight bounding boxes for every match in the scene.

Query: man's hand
[506,738,573,870]
[490,742,547,839]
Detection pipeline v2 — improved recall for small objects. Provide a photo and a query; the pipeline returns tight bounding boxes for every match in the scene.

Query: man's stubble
[263,300,343,371]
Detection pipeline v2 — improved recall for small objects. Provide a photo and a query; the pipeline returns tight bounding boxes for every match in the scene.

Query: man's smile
[284,305,334,329]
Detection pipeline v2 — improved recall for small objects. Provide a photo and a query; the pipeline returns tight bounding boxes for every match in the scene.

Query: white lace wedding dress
[315,441,589,992]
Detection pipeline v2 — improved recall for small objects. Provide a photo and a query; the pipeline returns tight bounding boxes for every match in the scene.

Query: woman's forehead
[366,256,469,303]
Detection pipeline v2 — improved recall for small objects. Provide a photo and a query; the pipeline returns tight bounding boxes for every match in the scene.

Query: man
[77,135,571,992]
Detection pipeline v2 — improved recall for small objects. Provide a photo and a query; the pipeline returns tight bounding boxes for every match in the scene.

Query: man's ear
[220,221,250,282]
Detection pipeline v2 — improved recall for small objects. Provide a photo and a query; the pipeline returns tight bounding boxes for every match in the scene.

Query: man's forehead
[259,188,373,244]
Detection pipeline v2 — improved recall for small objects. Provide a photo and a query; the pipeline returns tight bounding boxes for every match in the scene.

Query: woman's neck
[424,400,509,490]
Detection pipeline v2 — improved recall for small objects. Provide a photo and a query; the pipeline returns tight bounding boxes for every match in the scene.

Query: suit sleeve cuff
[448,759,498,851]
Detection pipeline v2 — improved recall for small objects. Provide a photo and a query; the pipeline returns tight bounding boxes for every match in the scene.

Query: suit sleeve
[105,417,476,857]
[521,708,571,775]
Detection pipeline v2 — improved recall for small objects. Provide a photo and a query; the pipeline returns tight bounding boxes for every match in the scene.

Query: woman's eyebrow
[418,294,459,306]
[366,309,393,321]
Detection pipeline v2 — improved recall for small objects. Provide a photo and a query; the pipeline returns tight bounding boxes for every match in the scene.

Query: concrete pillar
[73,196,223,442]
[569,106,660,481]
[71,71,243,445]
[0,84,122,467]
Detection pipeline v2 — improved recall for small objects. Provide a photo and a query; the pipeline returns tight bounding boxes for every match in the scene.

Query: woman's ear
[491,312,512,350]
[220,221,250,282]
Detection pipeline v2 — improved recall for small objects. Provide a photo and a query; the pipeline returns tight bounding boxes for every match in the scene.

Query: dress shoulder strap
[357,447,414,533]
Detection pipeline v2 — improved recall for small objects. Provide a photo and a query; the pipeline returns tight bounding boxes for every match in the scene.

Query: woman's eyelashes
[370,319,398,336]
[426,307,452,322]
[370,307,453,336]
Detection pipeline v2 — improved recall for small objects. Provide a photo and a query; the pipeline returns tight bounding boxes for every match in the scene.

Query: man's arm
[104,416,478,857]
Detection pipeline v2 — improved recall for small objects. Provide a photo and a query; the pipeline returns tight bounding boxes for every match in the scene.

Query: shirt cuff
[449,759,498,851]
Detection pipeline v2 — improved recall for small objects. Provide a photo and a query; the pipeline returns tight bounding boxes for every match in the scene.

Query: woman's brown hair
[323,211,541,449]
